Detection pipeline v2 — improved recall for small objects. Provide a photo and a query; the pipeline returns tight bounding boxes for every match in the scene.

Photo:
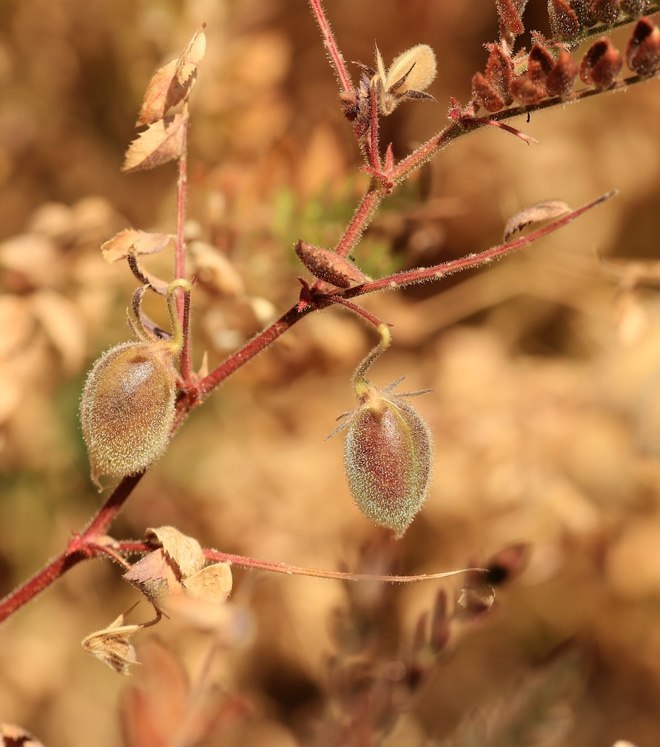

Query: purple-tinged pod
[344,385,432,537]
[295,240,369,288]
[80,341,177,489]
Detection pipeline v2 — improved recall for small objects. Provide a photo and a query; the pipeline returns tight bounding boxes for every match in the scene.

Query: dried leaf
[136,59,180,126]
[503,200,571,241]
[123,548,183,605]
[122,114,187,173]
[81,612,142,675]
[136,25,206,126]
[175,24,207,87]
[183,562,233,604]
[146,526,205,580]
[0,724,45,747]
[101,230,174,264]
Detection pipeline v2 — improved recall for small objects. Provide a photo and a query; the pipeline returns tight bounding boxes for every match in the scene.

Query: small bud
[295,240,369,288]
[580,37,623,88]
[375,44,437,116]
[591,0,621,24]
[528,43,555,83]
[511,73,546,104]
[546,49,579,97]
[484,43,514,106]
[472,71,506,112]
[626,17,660,76]
[80,341,177,488]
[344,385,432,537]
[548,0,581,41]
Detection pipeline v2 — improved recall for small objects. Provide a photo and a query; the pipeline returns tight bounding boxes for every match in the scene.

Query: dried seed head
[591,0,621,25]
[546,49,579,97]
[80,341,177,489]
[344,385,433,537]
[580,37,623,87]
[375,44,437,116]
[548,0,581,41]
[472,71,506,112]
[626,17,660,76]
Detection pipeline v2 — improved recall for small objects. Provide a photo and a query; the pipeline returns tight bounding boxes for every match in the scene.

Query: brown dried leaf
[503,200,571,241]
[123,548,183,605]
[122,114,187,173]
[183,562,233,604]
[136,59,180,126]
[0,724,45,747]
[101,229,174,264]
[176,24,207,87]
[136,25,206,126]
[81,612,142,675]
[146,526,205,580]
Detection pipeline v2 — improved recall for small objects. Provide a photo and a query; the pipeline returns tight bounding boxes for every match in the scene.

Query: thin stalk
[198,304,312,396]
[335,187,384,258]
[307,0,354,96]
[342,191,617,298]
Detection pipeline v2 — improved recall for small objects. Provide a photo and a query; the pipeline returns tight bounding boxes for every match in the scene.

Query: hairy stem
[307,0,354,96]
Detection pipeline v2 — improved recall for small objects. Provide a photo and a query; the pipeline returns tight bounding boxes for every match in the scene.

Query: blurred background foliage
[1,0,660,745]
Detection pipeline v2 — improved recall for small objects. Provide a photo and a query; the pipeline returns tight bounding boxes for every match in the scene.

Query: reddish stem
[335,188,383,258]
[115,541,484,584]
[367,84,381,170]
[307,0,354,97]
[198,304,312,396]
[342,191,617,298]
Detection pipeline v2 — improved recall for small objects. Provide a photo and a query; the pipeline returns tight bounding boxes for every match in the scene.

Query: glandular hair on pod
[344,386,433,538]
[80,341,177,489]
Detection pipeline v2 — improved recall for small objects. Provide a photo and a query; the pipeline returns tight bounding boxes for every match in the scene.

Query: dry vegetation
[1,1,660,745]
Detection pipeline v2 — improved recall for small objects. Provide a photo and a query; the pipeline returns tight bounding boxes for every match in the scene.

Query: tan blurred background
[1,1,660,745]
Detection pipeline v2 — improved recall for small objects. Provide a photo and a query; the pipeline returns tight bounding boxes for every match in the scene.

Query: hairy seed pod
[80,341,177,489]
[344,386,432,537]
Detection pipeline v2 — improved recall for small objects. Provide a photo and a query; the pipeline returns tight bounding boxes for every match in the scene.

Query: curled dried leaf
[137,25,207,126]
[122,114,187,173]
[503,200,571,241]
[175,24,207,87]
[81,612,143,675]
[183,562,233,604]
[101,229,174,264]
[146,525,205,580]
[123,548,183,606]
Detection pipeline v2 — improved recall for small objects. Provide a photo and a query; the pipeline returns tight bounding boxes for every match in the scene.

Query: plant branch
[307,0,354,96]
[339,191,617,298]
[116,541,486,584]
[198,303,313,396]
[335,187,384,258]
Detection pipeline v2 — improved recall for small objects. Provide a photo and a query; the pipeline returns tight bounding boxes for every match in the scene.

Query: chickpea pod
[80,280,190,490]
[342,325,433,537]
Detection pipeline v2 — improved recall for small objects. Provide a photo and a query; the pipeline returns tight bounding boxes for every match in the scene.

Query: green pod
[80,341,176,489]
[344,387,433,537]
